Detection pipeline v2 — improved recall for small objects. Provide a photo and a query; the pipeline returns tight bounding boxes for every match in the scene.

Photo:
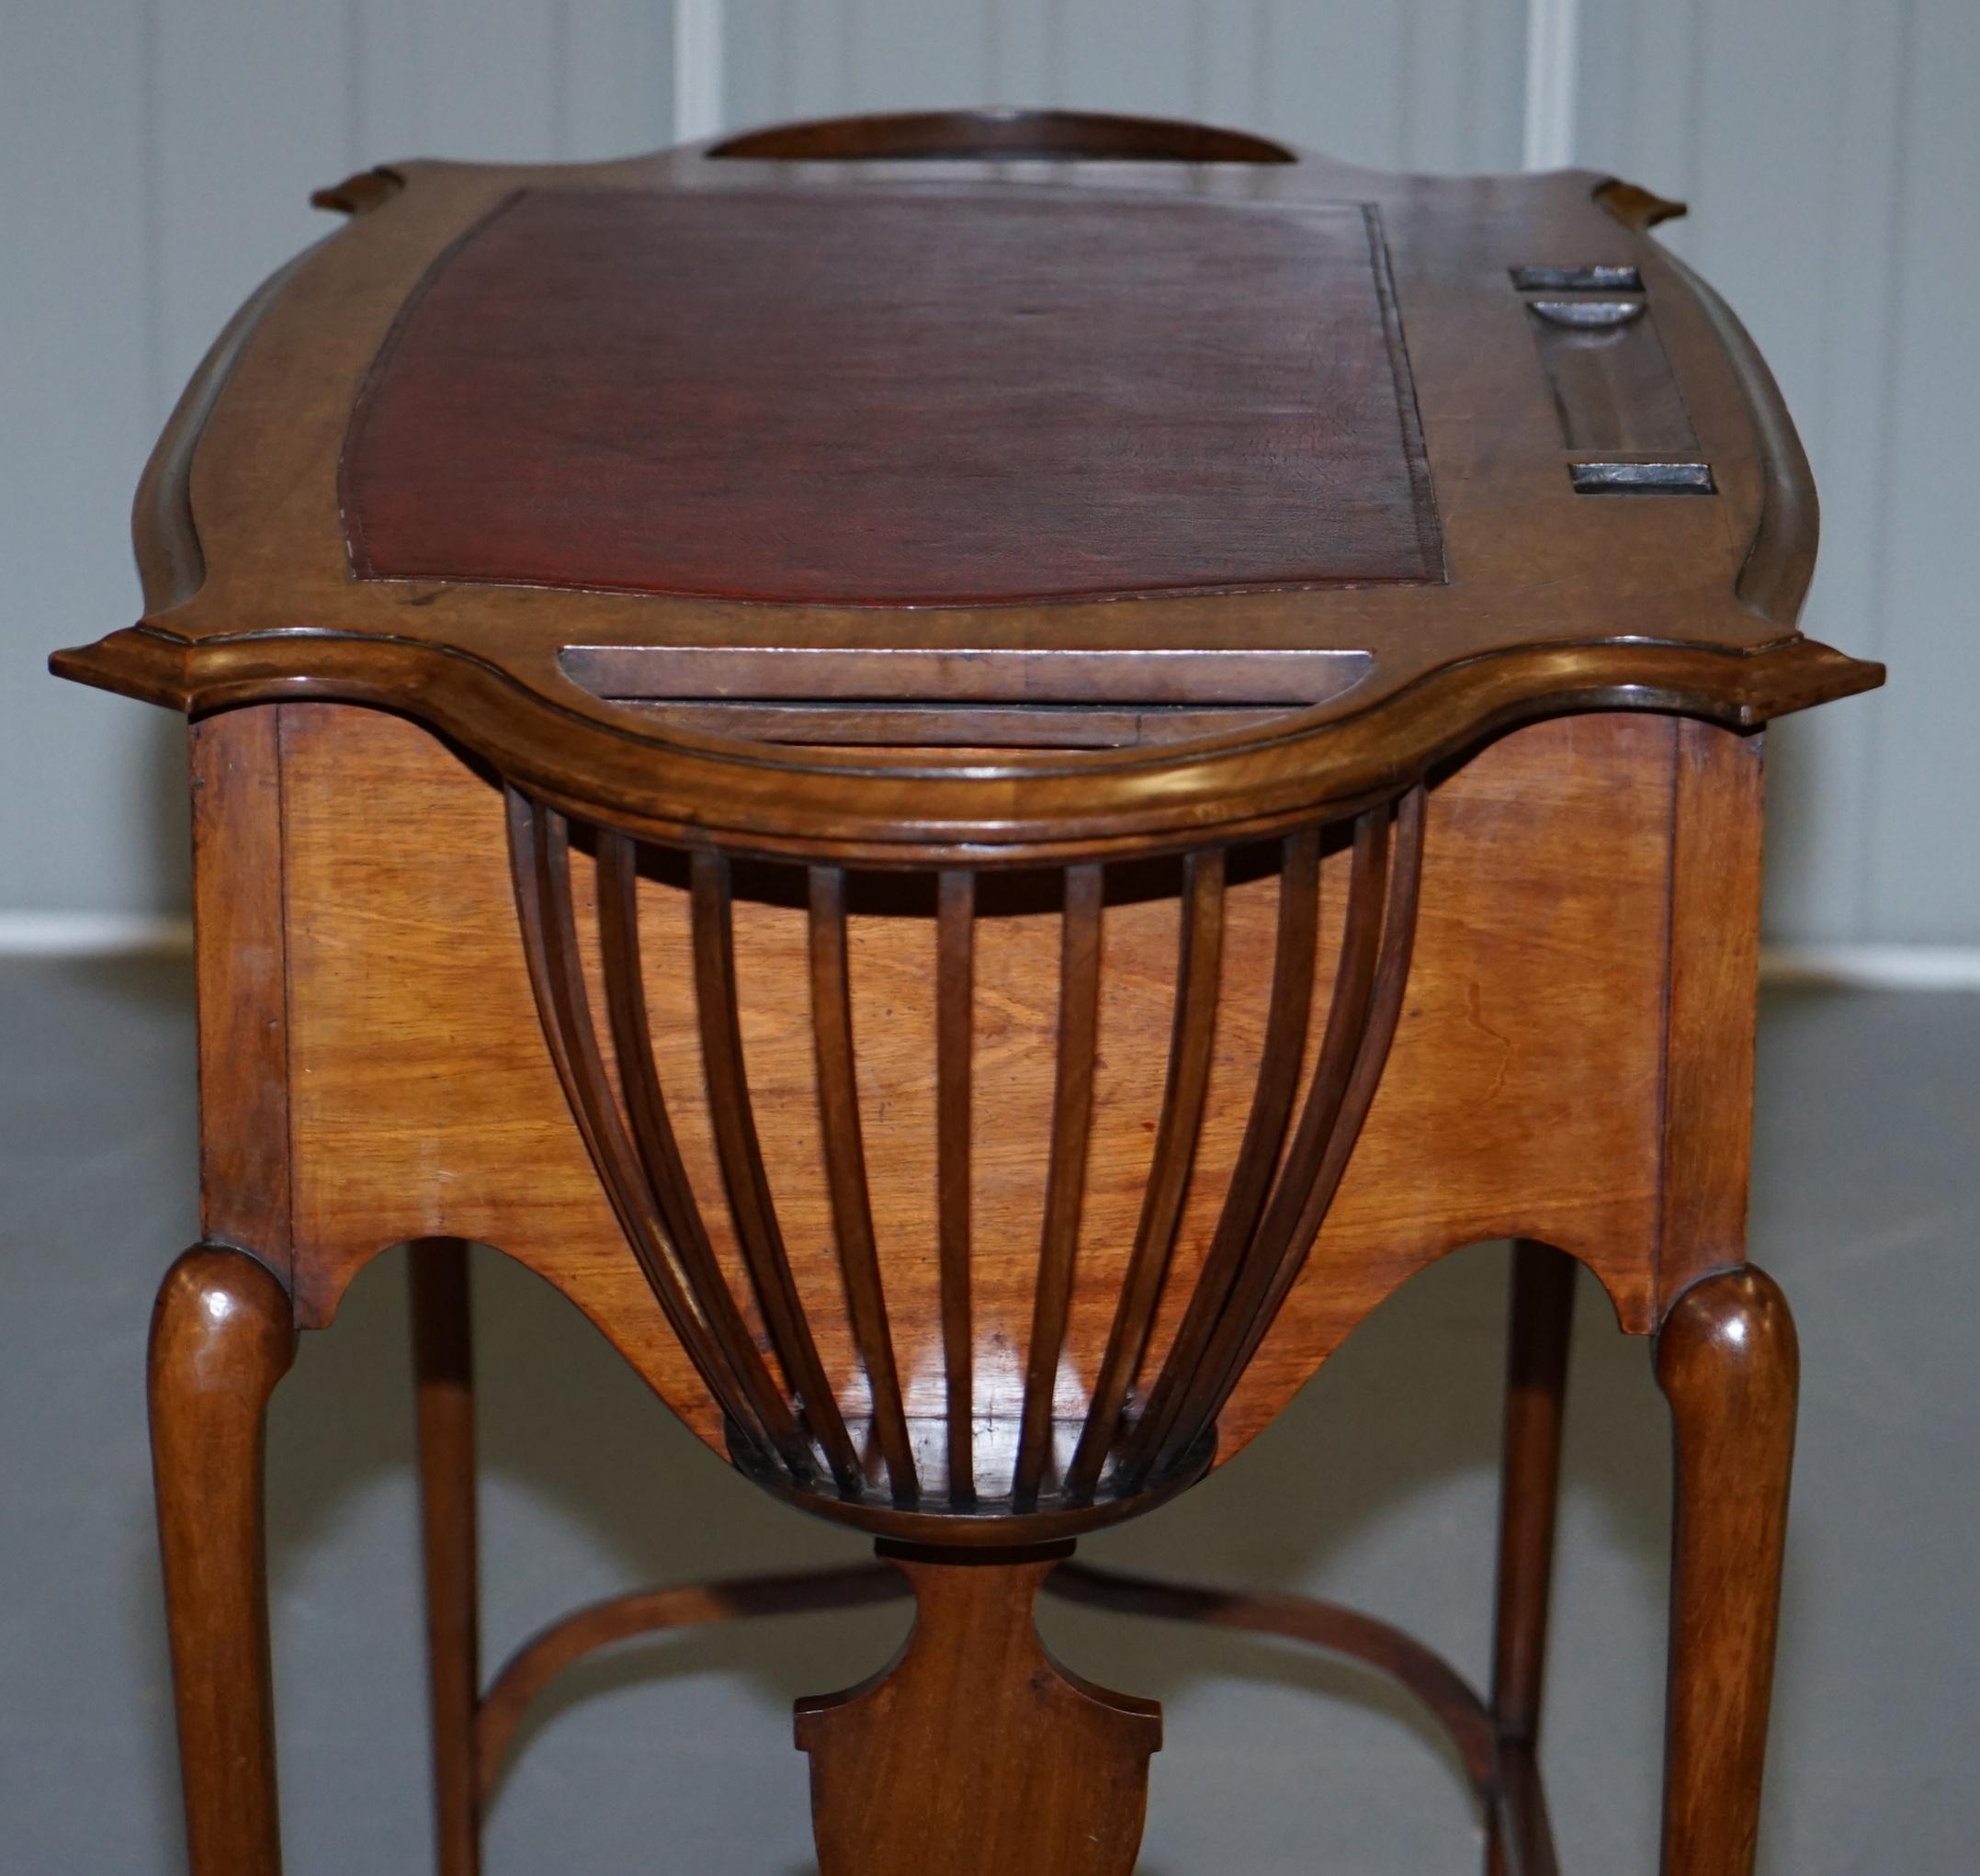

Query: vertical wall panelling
[1863,0,1979,942]
[564,3,673,160]
[842,2,991,113]
[1571,2,1973,944]
[672,0,722,142]
[1758,0,1909,942]
[3,0,680,930]
[776,0,854,122]
[1188,3,1262,130]
[1691,2,1875,945]
[1408,0,1521,174]
[1571,1,1703,254]
[153,1,357,393]
[711,3,1530,174]
[721,3,786,129]
[1254,1,1409,171]
[986,0,1055,106]
[1052,1,1197,119]
[1521,0,1578,168]
[412,0,562,160]
[0,8,174,916]
[350,0,431,165]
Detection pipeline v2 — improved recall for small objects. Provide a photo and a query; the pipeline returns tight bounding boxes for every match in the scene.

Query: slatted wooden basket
[504,781,1425,1543]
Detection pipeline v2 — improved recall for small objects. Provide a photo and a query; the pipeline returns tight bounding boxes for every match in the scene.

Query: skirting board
[0,913,1976,990]
[1758,945,1980,992]
[0,913,192,956]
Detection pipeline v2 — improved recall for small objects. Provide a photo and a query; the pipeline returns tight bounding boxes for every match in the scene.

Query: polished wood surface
[1659,720,1767,1306]
[797,1545,1160,1876]
[148,1245,295,1876]
[190,709,291,1274]
[408,1240,481,1876]
[1486,1241,1578,1876]
[1657,1266,1799,1876]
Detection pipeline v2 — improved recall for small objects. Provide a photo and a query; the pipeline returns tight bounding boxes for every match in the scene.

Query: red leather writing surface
[341,186,1442,606]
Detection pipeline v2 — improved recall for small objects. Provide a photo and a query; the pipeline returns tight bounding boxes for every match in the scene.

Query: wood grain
[1656,1266,1798,1876]
[1065,847,1224,1501]
[1658,719,1765,1308]
[810,864,918,1501]
[1014,865,1104,1509]
[407,1239,480,1876]
[1487,1240,1578,1876]
[149,1244,294,1876]
[796,1548,1160,1876]
[190,706,291,1271]
[274,705,1694,1472]
[935,869,976,1501]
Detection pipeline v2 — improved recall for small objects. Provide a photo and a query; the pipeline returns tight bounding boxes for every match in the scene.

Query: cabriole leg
[1655,1266,1798,1876]
[1485,1239,1576,1875]
[410,1237,481,1876]
[149,1242,296,1876]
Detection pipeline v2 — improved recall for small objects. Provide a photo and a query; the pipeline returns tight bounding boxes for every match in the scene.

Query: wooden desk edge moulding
[53,107,1880,1876]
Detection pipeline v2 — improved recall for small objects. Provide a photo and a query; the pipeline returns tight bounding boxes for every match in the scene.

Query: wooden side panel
[191,706,291,1271]
[1238,713,1675,1459]
[279,706,1675,1466]
[1658,720,1765,1311]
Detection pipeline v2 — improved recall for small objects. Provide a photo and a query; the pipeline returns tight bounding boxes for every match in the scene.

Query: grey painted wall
[6,2,1973,940]
[1,0,678,917]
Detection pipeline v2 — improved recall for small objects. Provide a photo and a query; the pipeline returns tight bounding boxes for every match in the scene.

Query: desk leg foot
[1485,1239,1575,1876]
[149,1243,295,1876]
[1655,1265,1798,1876]
[410,1238,481,1875]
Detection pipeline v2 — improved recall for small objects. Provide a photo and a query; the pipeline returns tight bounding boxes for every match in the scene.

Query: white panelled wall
[0,0,680,941]
[4,1,1974,969]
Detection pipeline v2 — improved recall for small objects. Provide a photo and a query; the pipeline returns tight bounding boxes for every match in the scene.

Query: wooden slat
[1013,863,1105,1509]
[503,792,769,1463]
[689,849,865,1492]
[1177,786,1430,1457]
[1047,1560,1496,1799]
[476,1563,909,1807]
[935,868,977,1503]
[808,865,919,1504]
[594,832,818,1481]
[1120,827,1319,1486]
[1064,847,1227,1502]
[1144,807,1393,1479]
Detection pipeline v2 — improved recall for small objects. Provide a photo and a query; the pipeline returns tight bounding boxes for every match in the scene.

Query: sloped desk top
[54,107,1879,863]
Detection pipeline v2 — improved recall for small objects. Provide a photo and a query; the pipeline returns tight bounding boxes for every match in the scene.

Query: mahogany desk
[53,107,1883,1876]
